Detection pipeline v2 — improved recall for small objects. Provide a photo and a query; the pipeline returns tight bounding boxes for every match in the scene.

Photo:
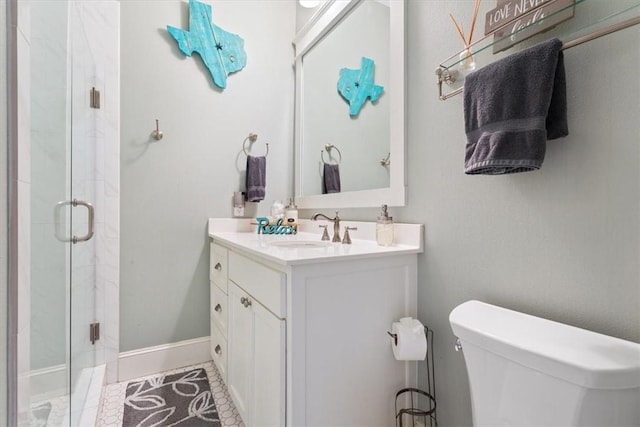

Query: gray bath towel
[322,163,341,194]
[464,38,568,175]
[245,155,266,202]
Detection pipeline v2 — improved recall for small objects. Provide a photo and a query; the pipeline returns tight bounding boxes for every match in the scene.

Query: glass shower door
[29,1,72,424]
[68,2,99,422]
[29,1,98,425]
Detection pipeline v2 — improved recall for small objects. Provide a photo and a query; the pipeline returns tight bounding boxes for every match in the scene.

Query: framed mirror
[293,0,406,209]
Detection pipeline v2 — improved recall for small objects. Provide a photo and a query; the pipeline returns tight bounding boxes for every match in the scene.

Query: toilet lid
[449,300,640,389]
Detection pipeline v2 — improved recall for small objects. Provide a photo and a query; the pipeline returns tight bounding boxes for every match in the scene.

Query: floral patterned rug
[123,367,220,426]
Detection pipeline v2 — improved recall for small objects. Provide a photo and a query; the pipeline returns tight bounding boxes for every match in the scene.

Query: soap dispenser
[376,204,394,246]
[285,198,298,227]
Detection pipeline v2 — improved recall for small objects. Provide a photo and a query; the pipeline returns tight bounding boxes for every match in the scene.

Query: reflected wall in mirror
[302,1,389,195]
[294,0,406,209]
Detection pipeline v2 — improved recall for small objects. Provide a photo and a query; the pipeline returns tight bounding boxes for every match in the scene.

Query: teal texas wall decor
[167,0,247,89]
[337,57,384,116]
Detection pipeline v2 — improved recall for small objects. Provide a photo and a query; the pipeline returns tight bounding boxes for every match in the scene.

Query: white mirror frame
[293,0,406,209]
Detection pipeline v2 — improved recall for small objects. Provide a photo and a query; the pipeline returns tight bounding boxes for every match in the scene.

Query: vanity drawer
[210,317,228,384]
[211,282,228,338]
[210,242,228,292]
[228,251,286,318]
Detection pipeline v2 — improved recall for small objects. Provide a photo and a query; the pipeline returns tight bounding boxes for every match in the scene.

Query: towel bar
[242,132,269,157]
[321,143,342,165]
[436,14,640,101]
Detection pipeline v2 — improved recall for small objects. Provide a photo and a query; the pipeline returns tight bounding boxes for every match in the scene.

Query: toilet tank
[449,300,640,427]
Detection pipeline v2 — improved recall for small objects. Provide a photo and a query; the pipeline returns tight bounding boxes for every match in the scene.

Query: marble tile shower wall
[69,0,101,387]
[72,0,120,385]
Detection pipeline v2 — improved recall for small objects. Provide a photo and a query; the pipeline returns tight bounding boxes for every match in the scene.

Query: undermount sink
[269,240,331,248]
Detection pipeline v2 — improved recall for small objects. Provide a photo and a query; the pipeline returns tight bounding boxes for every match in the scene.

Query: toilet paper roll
[391,318,427,361]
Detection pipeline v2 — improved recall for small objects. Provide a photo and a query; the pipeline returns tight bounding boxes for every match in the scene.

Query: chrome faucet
[311,211,341,242]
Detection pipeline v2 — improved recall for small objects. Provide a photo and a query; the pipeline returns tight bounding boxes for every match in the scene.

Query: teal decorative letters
[167,0,246,89]
[337,57,384,116]
[255,217,297,235]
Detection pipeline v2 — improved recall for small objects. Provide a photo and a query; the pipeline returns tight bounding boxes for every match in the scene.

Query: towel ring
[242,133,269,157]
[321,143,342,165]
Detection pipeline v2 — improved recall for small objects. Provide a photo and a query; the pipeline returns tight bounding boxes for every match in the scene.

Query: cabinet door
[227,282,253,424]
[253,300,285,427]
[228,281,286,427]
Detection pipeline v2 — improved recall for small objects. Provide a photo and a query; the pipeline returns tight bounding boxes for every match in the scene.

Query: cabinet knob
[214,262,222,271]
[240,296,252,308]
[214,344,222,355]
[214,304,222,313]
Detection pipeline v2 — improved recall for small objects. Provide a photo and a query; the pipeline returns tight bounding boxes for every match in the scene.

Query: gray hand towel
[322,163,341,194]
[463,38,568,175]
[245,155,266,202]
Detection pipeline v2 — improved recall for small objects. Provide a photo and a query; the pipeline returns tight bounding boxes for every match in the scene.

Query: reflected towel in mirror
[245,155,266,201]
[322,163,341,194]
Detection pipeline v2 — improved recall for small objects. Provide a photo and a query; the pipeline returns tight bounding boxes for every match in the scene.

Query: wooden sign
[484,0,575,53]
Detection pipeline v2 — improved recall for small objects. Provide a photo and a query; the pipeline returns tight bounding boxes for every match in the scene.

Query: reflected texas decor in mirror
[293,0,406,209]
[337,56,384,116]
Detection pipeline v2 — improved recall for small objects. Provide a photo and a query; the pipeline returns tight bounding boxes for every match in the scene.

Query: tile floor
[30,396,69,427]
[97,361,244,426]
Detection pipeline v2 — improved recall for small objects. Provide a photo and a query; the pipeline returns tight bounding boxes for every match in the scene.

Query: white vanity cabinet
[210,241,286,427]
[209,218,423,427]
[226,253,286,427]
[209,242,228,382]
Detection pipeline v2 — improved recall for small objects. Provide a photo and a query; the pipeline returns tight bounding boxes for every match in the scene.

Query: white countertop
[208,218,424,266]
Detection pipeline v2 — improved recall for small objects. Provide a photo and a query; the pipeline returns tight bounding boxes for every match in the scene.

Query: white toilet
[449,300,640,426]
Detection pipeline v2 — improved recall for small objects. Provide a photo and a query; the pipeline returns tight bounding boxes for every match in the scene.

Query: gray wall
[120,0,295,351]
[405,1,639,425]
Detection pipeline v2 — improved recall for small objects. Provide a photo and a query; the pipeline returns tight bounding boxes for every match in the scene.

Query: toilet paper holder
[386,324,428,346]
[392,325,437,427]
[387,330,399,346]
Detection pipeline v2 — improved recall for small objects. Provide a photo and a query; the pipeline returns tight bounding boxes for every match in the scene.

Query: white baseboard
[118,336,211,382]
[29,364,67,401]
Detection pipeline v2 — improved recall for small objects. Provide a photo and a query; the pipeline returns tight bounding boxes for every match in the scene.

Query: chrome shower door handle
[72,199,95,244]
[56,199,95,243]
